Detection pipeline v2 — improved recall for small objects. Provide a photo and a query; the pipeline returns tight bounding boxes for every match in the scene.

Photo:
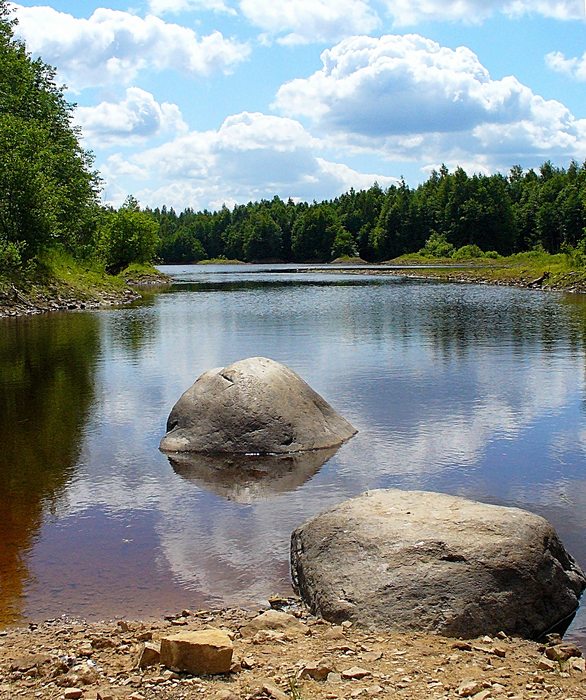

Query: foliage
[0,0,100,269]
[452,244,484,260]
[97,197,160,274]
[420,231,455,258]
[331,226,358,259]
[150,160,586,265]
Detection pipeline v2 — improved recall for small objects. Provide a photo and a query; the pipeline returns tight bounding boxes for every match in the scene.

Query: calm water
[2,264,586,643]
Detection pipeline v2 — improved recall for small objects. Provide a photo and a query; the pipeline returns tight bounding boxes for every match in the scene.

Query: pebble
[63,689,83,700]
[537,657,557,672]
[342,666,372,680]
[457,679,486,697]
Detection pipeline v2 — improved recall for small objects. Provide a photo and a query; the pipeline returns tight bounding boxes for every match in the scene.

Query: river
[1,264,586,643]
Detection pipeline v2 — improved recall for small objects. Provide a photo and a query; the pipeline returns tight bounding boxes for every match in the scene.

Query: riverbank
[1,599,585,700]
[0,259,170,319]
[378,252,586,293]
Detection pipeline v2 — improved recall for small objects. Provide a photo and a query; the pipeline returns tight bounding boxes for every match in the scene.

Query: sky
[9,0,586,212]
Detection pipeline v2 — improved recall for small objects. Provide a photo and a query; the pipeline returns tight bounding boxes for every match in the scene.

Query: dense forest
[1,0,586,276]
[152,161,586,264]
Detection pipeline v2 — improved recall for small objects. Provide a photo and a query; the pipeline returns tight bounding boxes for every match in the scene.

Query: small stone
[300,659,335,681]
[160,629,233,675]
[63,689,83,700]
[324,627,345,640]
[452,641,473,651]
[240,610,307,638]
[137,641,161,668]
[327,672,342,683]
[537,657,557,672]
[570,657,586,673]
[241,655,256,669]
[341,621,353,629]
[171,617,188,626]
[260,680,289,700]
[490,646,506,658]
[341,666,372,680]
[268,595,290,609]
[216,690,239,700]
[366,686,384,696]
[457,679,485,697]
[128,694,146,700]
[252,629,286,645]
[545,642,582,662]
[360,651,382,663]
[472,691,492,700]
[95,693,114,700]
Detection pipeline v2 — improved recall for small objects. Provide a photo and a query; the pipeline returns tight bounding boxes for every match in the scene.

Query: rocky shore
[361,266,586,294]
[0,270,170,319]
[1,599,585,700]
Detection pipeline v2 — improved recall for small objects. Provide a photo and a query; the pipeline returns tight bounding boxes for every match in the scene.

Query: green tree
[242,211,282,261]
[331,227,358,259]
[291,204,341,261]
[0,1,100,267]
[98,197,160,273]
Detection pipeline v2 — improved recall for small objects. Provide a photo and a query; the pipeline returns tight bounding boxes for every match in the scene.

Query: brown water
[1,264,586,644]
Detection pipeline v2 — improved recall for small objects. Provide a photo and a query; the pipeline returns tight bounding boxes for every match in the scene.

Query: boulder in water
[160,357,357,454]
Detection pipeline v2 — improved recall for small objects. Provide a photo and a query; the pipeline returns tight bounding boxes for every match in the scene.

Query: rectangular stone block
[160,629,233,675]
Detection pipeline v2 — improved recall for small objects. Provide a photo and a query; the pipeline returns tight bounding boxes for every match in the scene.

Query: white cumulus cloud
[12,4,250,90]
[100,111,397,210]
[238,0,380,44]
[148,0,235,15]
[546,50,586,81]
[274,34,586,172]
[75,88,188,146]
[382,0,585,26]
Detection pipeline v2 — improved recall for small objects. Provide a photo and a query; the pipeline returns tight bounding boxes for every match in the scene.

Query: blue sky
[10,0,586,211]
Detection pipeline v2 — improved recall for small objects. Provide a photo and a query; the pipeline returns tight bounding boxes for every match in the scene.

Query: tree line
[152,161,586,264]
[2,0,586,276]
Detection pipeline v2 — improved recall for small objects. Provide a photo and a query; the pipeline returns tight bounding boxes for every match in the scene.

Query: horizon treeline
[151,160,586,264]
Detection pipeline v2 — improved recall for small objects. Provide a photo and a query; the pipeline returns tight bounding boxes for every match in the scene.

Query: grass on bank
[388,249,586,291]
[0,249,168,308]
[197,257,247,265]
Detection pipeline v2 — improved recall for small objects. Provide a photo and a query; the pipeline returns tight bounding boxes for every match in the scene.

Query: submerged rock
[290,489,586,639]
[160,357,356,454]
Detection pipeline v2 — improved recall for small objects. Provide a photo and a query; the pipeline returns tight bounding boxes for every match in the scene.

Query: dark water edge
[1,264,586,647]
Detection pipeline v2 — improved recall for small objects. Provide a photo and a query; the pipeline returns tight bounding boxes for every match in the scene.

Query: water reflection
[168,447,338,503]
[1,267,586,643]
[0,313,99,625]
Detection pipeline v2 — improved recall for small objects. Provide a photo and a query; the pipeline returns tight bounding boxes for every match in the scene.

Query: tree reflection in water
[0,313,99,625]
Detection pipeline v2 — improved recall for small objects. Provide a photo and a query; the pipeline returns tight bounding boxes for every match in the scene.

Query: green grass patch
[197,257,246,265]
[384,250,586,291]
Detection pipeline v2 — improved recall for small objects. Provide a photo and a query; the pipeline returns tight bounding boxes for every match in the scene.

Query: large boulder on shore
[160,357,357,454]
[290,489,586,639]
